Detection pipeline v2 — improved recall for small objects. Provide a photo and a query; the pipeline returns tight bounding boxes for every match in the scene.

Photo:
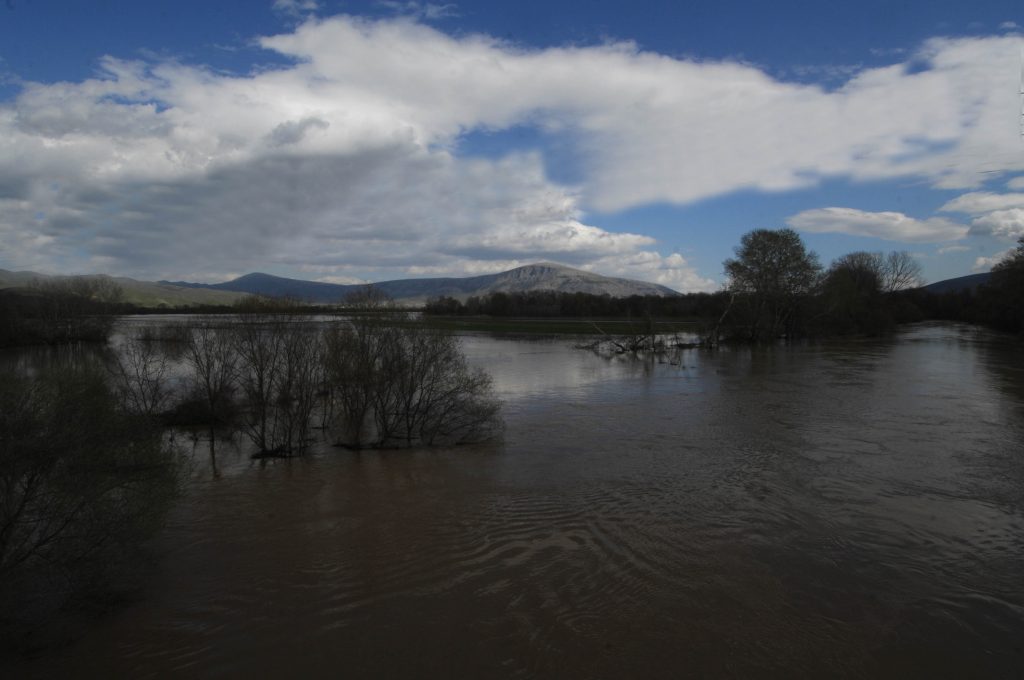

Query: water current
[8,321,1024,678]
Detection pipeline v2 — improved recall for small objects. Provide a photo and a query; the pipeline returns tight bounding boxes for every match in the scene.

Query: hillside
[0,269,245,307]
[921,272,991,294]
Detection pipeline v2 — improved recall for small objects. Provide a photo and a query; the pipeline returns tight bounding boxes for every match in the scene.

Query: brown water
[9,322,1024,678]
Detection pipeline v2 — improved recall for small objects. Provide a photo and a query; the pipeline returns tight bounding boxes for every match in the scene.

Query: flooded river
[8,322,1024,678]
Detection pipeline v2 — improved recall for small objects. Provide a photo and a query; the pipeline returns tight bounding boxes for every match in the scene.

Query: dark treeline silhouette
[425,289,729,319]
[422,234,927,343]
[420,230,1017,345]
[898,237,1024,334]
[0,279,130,347]
[714,230,929,342]
[715,230,1024,341]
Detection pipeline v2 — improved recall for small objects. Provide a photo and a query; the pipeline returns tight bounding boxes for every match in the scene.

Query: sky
[1,0,1023,290]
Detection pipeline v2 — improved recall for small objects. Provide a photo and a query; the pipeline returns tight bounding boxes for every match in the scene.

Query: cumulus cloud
[786,207,968,242]
[581,252,718,292]
[974,248,1013,271]
[2,15,1023,286]
[967,208,1024,239]
[940,190,1024,241]
[939,191,1024,214]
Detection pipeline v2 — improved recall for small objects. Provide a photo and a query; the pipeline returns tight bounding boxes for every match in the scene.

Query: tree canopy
[722,228,821,341]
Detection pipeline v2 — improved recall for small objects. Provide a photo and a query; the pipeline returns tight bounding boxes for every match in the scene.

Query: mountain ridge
[161,263,680,304]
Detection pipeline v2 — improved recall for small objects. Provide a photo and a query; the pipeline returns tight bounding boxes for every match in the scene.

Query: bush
[324,309,501,448]
[0,365,181,648]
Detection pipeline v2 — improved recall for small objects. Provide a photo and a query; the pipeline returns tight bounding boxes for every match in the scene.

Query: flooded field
[7,322,1024,678]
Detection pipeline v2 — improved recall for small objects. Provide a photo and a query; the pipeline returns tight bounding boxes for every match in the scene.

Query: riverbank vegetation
[0,365,182,654]
[903,237,1024,335]
[424,231,1024,344]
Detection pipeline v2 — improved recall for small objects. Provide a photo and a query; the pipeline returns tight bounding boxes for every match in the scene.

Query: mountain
[163,263,679,304]
[0,269,246,307]
[921,272,991,294]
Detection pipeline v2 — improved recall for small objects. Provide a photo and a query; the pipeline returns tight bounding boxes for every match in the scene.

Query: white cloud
[376,2,458,20]
[254,20,1024,210]
[1007,177,1024,190]
[314,274,369,285]
[968,208,1024,239]
[974,248,1013,271]
[939,191,1024,241]
[582,252,718,293]
[2,16,1023,285]
[936,244,971,254]
[786,207,968,242]
[939,191,1024,214]
[273,0,319,16]
[999,21,1019,30]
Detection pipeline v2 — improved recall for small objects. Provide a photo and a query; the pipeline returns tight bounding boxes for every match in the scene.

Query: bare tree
[273,321,324,454]
[231,301,325,456]
[109,335,170,417]
[181,318,238,439]
[324,304,501,449]
[880,250,923,292]
[232,311,286,454]
[323,311,397,448]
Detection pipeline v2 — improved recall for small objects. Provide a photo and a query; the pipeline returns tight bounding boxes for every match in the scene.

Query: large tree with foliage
[723,228,822,341]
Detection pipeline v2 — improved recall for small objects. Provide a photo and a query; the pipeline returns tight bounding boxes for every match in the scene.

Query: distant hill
[163,263,679,304]
[0,269,245,307]
[922,272,991,294]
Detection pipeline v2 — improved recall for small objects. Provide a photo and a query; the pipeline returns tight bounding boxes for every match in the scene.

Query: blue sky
[1,0,1023,289]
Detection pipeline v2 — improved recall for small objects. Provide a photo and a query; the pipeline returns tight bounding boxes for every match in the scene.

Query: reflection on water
[6,322,1024,678]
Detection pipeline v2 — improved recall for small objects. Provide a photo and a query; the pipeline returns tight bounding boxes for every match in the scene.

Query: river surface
[7,322,1024,678]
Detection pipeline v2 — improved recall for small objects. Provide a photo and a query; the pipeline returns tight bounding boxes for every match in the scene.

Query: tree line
[898,237,1024,334]
[424,289,727,319]
[0,278,130,347]
[716,229,1024,341]
[425,232,1024,342]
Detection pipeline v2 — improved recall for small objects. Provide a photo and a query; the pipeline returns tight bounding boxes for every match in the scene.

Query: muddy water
[12,323,1024,678]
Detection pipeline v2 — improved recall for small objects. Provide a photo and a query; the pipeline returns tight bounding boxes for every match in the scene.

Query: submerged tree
[324,301,501,449]
[231,299,325,455]
[180,318,239,439]
[817,250,924,334]
[820,251,890,335]
[109,334,171,417]
[723,228,822,341]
